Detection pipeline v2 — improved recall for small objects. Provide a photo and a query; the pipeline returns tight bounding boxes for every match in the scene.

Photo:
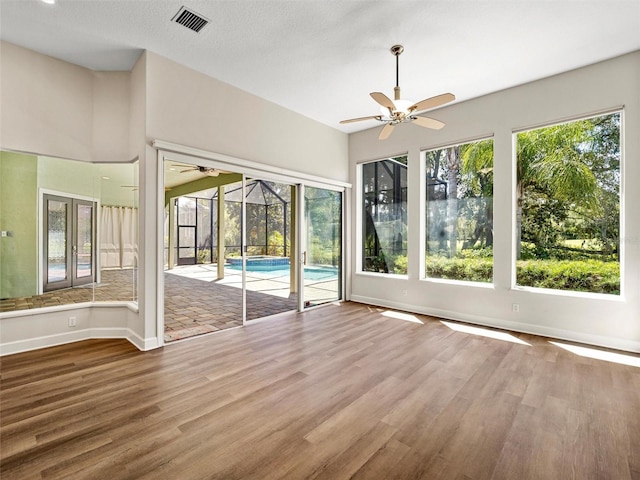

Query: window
[515,112,621,295]
[424,139,494,282]
[361,156,408,274]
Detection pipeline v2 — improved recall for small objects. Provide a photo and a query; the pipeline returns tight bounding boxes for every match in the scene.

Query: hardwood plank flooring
[1,302,639,479]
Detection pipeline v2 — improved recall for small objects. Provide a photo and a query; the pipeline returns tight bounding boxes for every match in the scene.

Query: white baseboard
[0,328,161,356]
[350,295,640,354]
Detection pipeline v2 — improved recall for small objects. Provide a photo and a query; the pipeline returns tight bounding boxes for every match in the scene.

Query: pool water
[227,263,338,281]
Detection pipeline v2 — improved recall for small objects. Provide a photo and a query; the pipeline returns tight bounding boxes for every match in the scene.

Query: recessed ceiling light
[102,176,110,180]
[40,0,56,4]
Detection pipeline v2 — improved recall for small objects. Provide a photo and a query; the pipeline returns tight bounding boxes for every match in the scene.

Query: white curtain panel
[121,206,138,268]
[100,206,138,268]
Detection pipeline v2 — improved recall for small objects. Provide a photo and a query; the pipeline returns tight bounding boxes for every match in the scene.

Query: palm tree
[445,146,460,257]
[460,139,494,248]
[515,120,598,258]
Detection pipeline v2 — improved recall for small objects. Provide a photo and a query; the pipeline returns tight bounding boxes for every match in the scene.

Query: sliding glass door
[160,152,345,343]
[300,186,342,308]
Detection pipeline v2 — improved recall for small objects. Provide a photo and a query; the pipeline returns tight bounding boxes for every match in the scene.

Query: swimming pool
[227,261,338,281]
[226,255,289,268]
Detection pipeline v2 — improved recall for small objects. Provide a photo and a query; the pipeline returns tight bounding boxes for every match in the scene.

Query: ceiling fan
[341,45,455,140]
[173,165,231,177]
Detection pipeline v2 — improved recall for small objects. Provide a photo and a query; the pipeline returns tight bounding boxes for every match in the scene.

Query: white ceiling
[1,0,639,133]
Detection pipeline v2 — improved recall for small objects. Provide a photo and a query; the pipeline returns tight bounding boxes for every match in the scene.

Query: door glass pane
[47,200,68,283]
[76,204,93,279]
[303,187,341,307]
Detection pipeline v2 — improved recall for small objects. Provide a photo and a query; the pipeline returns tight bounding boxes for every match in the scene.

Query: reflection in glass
[424,139,494,283]
[0,150,138,312]
[47,200,68,283]
[361,156,407,274]
[76,203,93,278]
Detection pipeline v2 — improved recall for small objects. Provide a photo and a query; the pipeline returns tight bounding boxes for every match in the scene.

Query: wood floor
[1,302,639,479]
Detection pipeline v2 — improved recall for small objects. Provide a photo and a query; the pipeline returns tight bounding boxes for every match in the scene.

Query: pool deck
[164,264,339,342]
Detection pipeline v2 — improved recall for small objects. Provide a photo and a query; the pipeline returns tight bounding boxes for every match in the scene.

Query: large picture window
[515,112,621,295]
[424,139,494,282]
[361,156,408,274]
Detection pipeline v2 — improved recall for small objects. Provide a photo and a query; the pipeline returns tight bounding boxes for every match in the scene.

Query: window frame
[510,108,624,298]
[356,154,409,277]
[420,136,496,285]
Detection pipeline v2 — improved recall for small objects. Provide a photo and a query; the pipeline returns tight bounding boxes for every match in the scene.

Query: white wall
[349,51,640,353]
[0,41,132,163]
[92,71,131,163]
[144,52,349,181]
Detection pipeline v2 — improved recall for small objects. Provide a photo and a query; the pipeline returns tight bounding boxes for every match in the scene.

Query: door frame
[155,143,351,346]
[39,189,100,294]
[297,184,346,311]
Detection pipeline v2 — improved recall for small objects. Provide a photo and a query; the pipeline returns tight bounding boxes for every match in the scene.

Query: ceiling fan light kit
[341,45,455,140]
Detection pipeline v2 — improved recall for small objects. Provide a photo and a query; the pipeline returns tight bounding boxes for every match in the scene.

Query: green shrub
[516,259,619,294]
[455,247,494,259]
[426,257,493,283]
[390,254,408,274]
[425,256,619,294]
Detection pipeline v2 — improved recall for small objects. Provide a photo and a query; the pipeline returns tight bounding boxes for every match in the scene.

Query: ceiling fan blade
[340,115,382,124]
[409,93,455,113]
[180,168,196,173]
[206,170,220,177]
[379,123,395,140]
[370,92,396,112]
[412,116,445,130]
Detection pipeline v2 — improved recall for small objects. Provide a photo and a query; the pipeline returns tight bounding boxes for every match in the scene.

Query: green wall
[0,151,38,298]
[38,156,97,198]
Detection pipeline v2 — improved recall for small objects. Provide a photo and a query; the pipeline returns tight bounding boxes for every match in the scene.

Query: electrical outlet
[68,316,77,327]
[512,303,520,313]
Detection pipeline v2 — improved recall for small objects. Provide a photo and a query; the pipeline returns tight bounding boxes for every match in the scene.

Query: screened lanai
[165,178,293,268]
[163,166,297,342]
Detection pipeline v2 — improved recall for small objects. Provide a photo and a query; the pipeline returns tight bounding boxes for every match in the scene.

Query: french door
[43,194,96,292]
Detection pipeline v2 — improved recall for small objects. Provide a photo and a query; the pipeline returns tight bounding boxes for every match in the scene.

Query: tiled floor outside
[0,269,136,312]
[1,264,339,344]
[164,264,339,342]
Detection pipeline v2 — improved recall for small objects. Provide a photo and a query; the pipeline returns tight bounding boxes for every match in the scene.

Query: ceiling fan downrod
[391,44,404,101]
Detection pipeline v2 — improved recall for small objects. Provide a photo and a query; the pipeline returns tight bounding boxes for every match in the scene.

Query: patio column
[217,185,225,279]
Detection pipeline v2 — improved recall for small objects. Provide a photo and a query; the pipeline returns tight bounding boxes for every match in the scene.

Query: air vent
[172,6,209,33]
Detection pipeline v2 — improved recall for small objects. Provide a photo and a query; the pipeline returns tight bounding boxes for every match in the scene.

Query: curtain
[100,206,138,268]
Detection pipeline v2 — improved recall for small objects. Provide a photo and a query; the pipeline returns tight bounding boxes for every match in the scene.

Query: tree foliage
[516,113,620,261]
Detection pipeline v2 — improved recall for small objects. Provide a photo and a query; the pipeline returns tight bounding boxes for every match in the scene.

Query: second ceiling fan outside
[341,45,455,140]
